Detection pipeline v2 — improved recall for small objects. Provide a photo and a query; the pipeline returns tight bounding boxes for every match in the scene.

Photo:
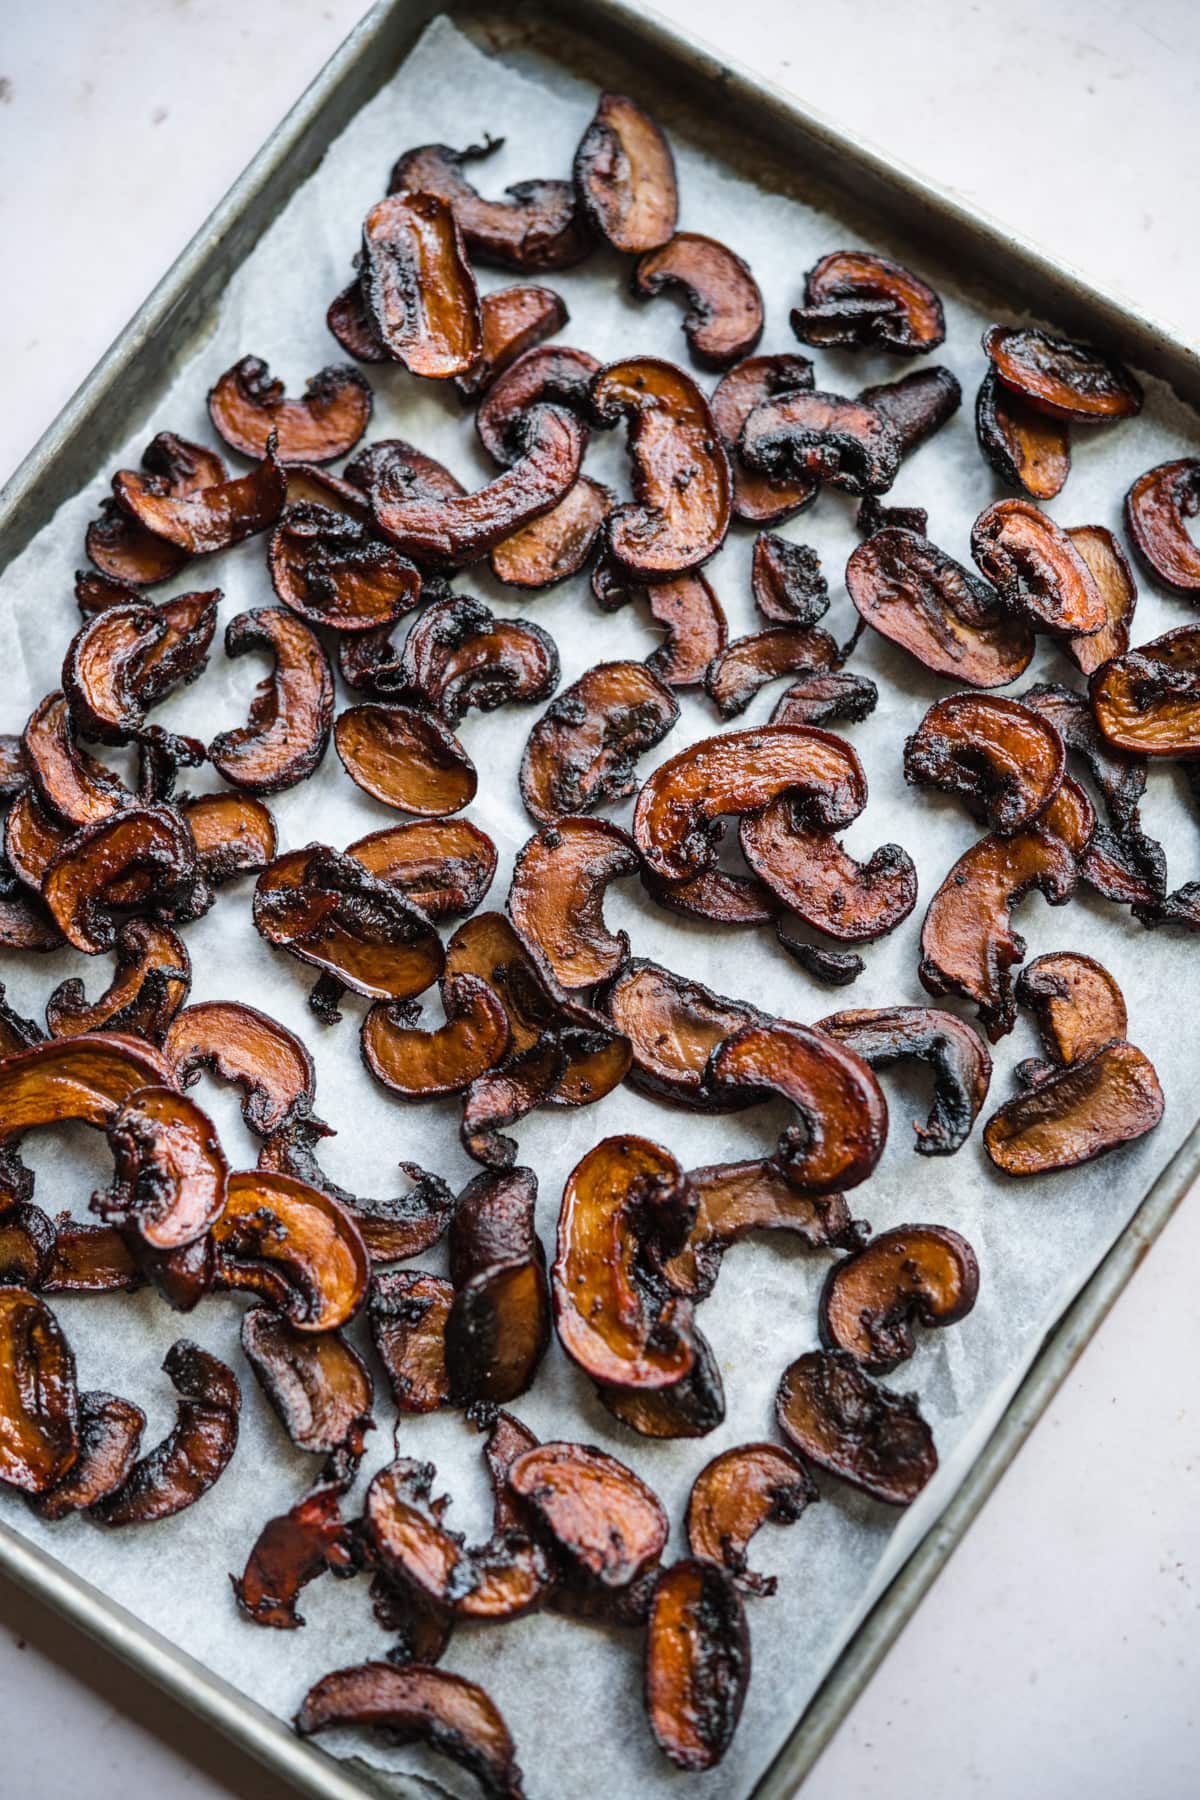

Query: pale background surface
[1,2,1197,1796]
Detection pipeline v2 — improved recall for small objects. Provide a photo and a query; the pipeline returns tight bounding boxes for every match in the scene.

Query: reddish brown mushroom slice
[1063,525,1137,675]
[458,1040,563,1171]
[335,704,476,815]
[711,354,817,525]
[986,1040,1165,1177]
[520,660,679,823]
[445,1165,551,1405]
[207,357,371,463]
[975,366,1071,499]
[820,1224,979,1373]
[793,250,945,353]
[741,390,901,497]
[390,138,589,273]
[41,1222,146,1294]
[602,958,763,1110]
[61,599,212,753]
[369,1270,453,1413]
[179,792,276,886]
[859,367,961,460]
[113,439,286,555]
[740,797,918,943]
[750,533,829,627]
[0,736,30,801]
[659,1159,863,1301]
[592,358,731,577]
[645,1559,750,1772]
[214,1169,368,1332]
[1020,680,1147,830]
[0,885,65,953]
[35,1390,146,1520]
[296,1662,526,1799]
[91,1339,239,1525]
[208,607,333,796]
[475,345,600,466]
[0,987,42,1057]
[85,502,190,587]
[96,1085,227,1251]
[983,323,1143,422]
[509,1439,668,1587]
[971,499,1105,638]
[1015,951,1128,1068]
[444,911,562,1060]
[846,528,1034,687]
[233,1465,353,1630]
[268,504,421,633]
[45,919,189,1044]
[44,805,206,953]
[258,1123,454,1266]
[23,691,134,828]
[241,1306,372,1456]
[4,789,72,895]
[574,91,677,253]
[686,1442,817,1595]
[776,1348,936,1506]
[457,284,569,399]
[0,1288,79,1494]
[641,864,779,929]
[347,817,496,919]
[508,817,638,991]
[362,975,510,1100]
[601,568,730,689]
[918,776,1095,1040]
[597,1328,726,1441]
[704,625,840,719]
[817,1006,991,1156]
[284,460,374,520]
[1090,625,1200,759]
[1124,458,1200,595]
[345,437,468,516]
[772,671,879,729]
[398,594,560,725]
[857,497,926,543]
[164,1000,316,1137]
[490,476,611,590]
[361,192,481,378]
[327,275,390,363]
[904,692,1066,835]
[632,232,764,370]
[0,1033,173,1137]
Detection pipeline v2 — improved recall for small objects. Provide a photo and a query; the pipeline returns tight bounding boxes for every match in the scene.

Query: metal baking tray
[2,4,1198,1796]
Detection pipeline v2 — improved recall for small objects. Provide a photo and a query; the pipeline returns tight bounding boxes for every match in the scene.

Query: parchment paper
[2,16,1198,1798]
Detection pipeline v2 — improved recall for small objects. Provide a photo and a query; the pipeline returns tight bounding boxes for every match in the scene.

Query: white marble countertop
[1,3,1197,1796]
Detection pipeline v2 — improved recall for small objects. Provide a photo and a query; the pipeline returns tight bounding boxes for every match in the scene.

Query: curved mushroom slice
[241,1307,372,1456]
[820,1224,979,1372]
[0,987,42,1057]
[740,798,918,943]
[776,1348,936,1506]
[0,1033,173,1140]
[591,558,730,687]
[632,233,763,370]
[971,499,1105,638]
[975,366,1070,500]
[741,391,901,498]
[705,624,841,719]
[327,274,390,362]
[445,1165,551,1404]
[817,1006,991,1156]
[35,1390,145,1520]
[711,354,817,525]
[640,864,779,930]
[209,607,332,795]
[859,366,961,460]
[369,1270,453,1413]
[1124,459,1200,595]
[347,817,496,919]
[458,284,569,400]
[207,357,371,463]
[113,439,286,555]
[634,724,866,883]
[136,1229,217,1315]
[904,692,1065,835]
[92,1340,239,1525]
[0,736,30,802]
[336,704,476,815]
[398,594,559,725]
[687,1443,817,1595]
[553,1135,697,1390]
[97,1086,227,1250]
[62,599,214,755]
[574,91,676,253]
[284,459,375,520]
[645,1559,749,1772]
[1015,951,1128,1067]
[44,805,207,953]
[751,533,829,627]
[444,910,565,1060]
[268,505,420,633]
[165,1000,316,1138]
[508,817,638,991]
[180,792,276,886]
[42,1221,145,1294]
[0,883,65,953]
[1063,525,1137,676]
[390,138,589,273]
[659,1158,864,1300]
[490,477,611,590]
[792,250,945,354]
[362,976,509,1100]
[23,691,134,828]
[296,1662,526,1799]
[918,776,1095,1040]
[985,1040,1163,1175]
[346,441,468,522]
[1020,680,1146,831]
[4,789,73,896]
[259,1125,454,1266]
[361,192,481,378]
[509,1440,668,1587]
[520,660,678,823]
[459,1038,565,1171]
[772,672,878,730]
[592,358,731,577]
[475,346,600,467]
[983,324,1142,422]
[1090,626,1200,759]
[214,1169,369,1332]
[598,1331,726,1440]
[85,501,190,588]
[45,919,189,1044]
[846,528,1034,687]
[1081,821,1171,920]
[0,1288,79,1495]
[233,1464,354,1629]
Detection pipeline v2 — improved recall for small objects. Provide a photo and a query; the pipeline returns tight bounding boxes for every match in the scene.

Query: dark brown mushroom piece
[751,533,829,626]
[284,459,375,520]
[326,273,390,364]
[62,590,217,750]
[636,570,729,689]
[776,1348,936,1506]
[645,1559,750,1772]
[22,690,133,828]
[0,1288,79,1495]
[971,498,1105,638]
[214,1168,369,1333]
[984,324,1142,422]
[4,788,73,896]
[0,736,30,800]
[96,1085,227,1250]
[975,366,1071,500]
[771,671,878,729]
[165,1000,316,1137]
[573,91,676,253]
[92,1340,239,1525]
[1063,525,1137,676]
[859,366,961,459]
[818,1005,991,1156]
[1020,680,1146,830]
[632,232,763,370]
[41,1221,145,1295]
[490,477,612,590]
[445,1165,551,1404]
[369,1270,453,1413]
[0,986,42,1057]
[740,795,918,943]
[397,593,559,725]
[113,438,286,556]
[258,1125,454,1266]
[1014,951,1128,1067]
[390,138,589,273]
[597,1332,726,1441]
[179,792,277,886]
[855,491,924,539]
[792,250,944,353]
[74,568,149,617]
[347,817,496,919]
[208,608,332,795]
[904,692,1065,834]
[509,1439,668,1587]
[85,434,229,585]
[1124,459,1200,595]
[705,624,842,718]
[592,358,731,577]
[1090,625,1200,759]
[362,975,510,1100]
[711,353,817,525]
[686,1443,817,1595]
[508,817,638,991]
[346,438,468,518]
[335,703,476,814]
[846,528,1034,687]
[43,805,207,953]
[241,1307,372,1456]
[985,1037,1163,1176]
[361,192,481,378]
[457,284,569,400]
[475,346,600,467]
[820,1224,979,1372]
[659,1158,864,1300]
[46,919,189,1043]
[641,864,780,929]
[520,660,679,824]
[35,1390,146,1520]
[268,504,421,633]
[740,390,901,498]
[208,357,371,464]
[233,1462,354,1629]
[130,1218,217,1315]
[459,1038,566,1171]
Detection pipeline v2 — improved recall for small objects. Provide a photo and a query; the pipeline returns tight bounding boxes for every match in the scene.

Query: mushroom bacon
[750,532,829,627]
[23,690,134,828]
[35,1390,146,1520]
[335,704,477,815]
[0,1034,174,1140]
[326,274,390,363]
[396,594,560,725]
[179,792,277,886]
[4,789,74,897]
[213,1168,369,1332]
[0,1288,79,1495]
[389,138,590,273]
[591,358,732,578]
[84,433,228,586]
[268,505,421,633]
[112,438,286,556]
[475,346,600,467]
[98,1085,227,1251]
[241,1306,372,1457]
[1063,525,1137,676]
[644,1559,750,1773]
[710,353,817,525]
[459,1038,567,1170]
[686,1443,817,1595]
[859,366,961,459]
[1090,625,1200,759]
[508,817,639,991]
[519,660,679,824]
[1015,951,1129,1068]
[233,1463,354,1630]
[207,358,372,464]
[573,92,678,254]
[597,1331,726,1441]
[983,1040,1164,1176]
[345,436,468,513]
[346,817,497,919]
[817,1005,992,1156]
[0,986,42,1056]
[361,192,482,378]
[740,391,901,498]
[776,1348,937,1507]
[632,232,764,370]
[971,499,1105,638]
[41,1222,145,1295]
[62,590,218,747]
[258,1127,455,1268]
[92,1340,240,1526]
[601,960,766,1111]
[659,1158,864,1301]
[771,671,879,730]
[43,805,207,954]
[903,693,1066,835]
[444,1164,551,1405]
[739,795,918,944]
[819,1224,979,1372]
[208,607,333,795]
[165,1000,317,1138]
[791,251,945,355]
[490,477,612,591]
[46,918,190,1044]
[456,284,569,399]
[369,1270,453,1413]
[975,367,1071,500]
[1124,459,1200,595]
[508,1440,668,1588]
[704,624,842,719]
[362,975,510,1100]
[983,324,1143,422]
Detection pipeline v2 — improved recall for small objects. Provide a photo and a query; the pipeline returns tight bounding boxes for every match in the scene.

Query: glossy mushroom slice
[0,1206,58,1289]
[267,504,420,633]
[165,1000,316,1138]
[1063,525,1137,676]
[772,671,878,729]
[113,439,286,555]
[1124,459,1200,595]
[34,1390,146,1520]
[508,817,638,991]
[975,366,1070,500]
[0,1288,79,1494]
[983,324,1142,422]
[326,273,390,363]
[345,439,467,518]
[96,1086,227,1250]
[208,608,332,795]
[592,358,731,577]
[632,233,763,370]
[0,1034,173,1143]
[361,192,481,378]
[84,434,227,585]
[984,1040,1163,1176]
[92,1340,239,1525]
[369,1270,453,1413]
[904,692,1065,834]
[389,138,589,272]
[259,1126,455,1266]
[819,1224,979,1373]
[397,594,559,725]
[41,1222,145,1295]
[740,796,918,942]
[241,1307,372,1456]
[0,879,66,957]
[4,789,73,896]
[208,357,371,464]
[776,1348,936,1506]
[459,1039,565,1171]
[1014,951,1128,1067]
[711,353,816,525]
[213,1169,369,1332]
[347,817,496,919]
[445,1165,551,1404]
[971,499,1105,638]
[859,367,961,459]
[22,690,133,828]
[659,1158,864,1300]
[686,1443,817,1595]
[740,391,901,498]
[792,251,945,354]
[457,284,569,399]
[179,792,277,886]
[233,1461,355,1629]
[1020,680,1146,830]
[490,477,611,590]
[1090,626,1200,759]
[61,598,215,756]
[475,346,600,467]
[43,805,207,953]
[362,976,510,1100]
[335,704,476,814]
[750,533,829,627]
[846,528,1034,687]
[573,92,677,253]
[520,660,679,823]
[704,624,841,718]
[645,1559,750,1772]
[46,919,190,1043]
[509,1440,668,1587]
[635,571,728,689]
[597,1332,726,1441]
[0,987,42,1056]
[817,1006,991,1156]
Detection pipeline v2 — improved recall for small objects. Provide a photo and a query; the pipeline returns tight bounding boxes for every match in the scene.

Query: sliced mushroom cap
[637,570,729,689]
[165,1000,316,1137]
[573,92,677,253]
[740,390,901,497]
[208,358,372,463]
[4,788,72,895]
[335,703,477,814]
[904,692,1066,835]
[361,192,481,378]
[62,593,217,749]
[85,500,191,588]
[1020,679,1146,829]
[92,1340,239,1526]
[711,353,817,524]
[751,533,829,627]
[490,477,611,590]
[43,805,206,954]
[0,987,42,1057]
[113,439,286,555]
[509,1439,668,1587]
[985,1040,1163,1176]
[258,1127,454,1267]
[362,975,510,1100]
[0,1288,79,1495]
[208,608,333,795]
[179,792,277,885]
[35,1390,146,1520]
[369,1270,453,1413]
[645,1559,750,1772]
[346,438,468,516]
[971,499,1105,638]
[389,138,589,272]
[444,910,561,1061]
[597,1328,726,1441]
[41,1221,145,1294]
[23,690,134,828]
[0,1034,174,1141]
[233,1466,353,1629]
[1124,459,1200,595]
[975,367,1071,500]
[660,1158,864,1300]
[457,284,569,399]
[1063,525,1137,676]
[475,345,600,467]
[241,1307,372,1456]
[740,796,918,944]
[460,1038,566,1170]
[859,366,961,459]
[600,959,759,1110]
[214,1168,369,1332]
[776,1348,936,1506]
[817,1005,991,1156]
[444,1166,550,1405]
[704,624,841,718]
[642,864,780,929]
[983,324,1142,422]
[520,659,679,823]
[347,817,496,918]
[46,918,190,1043]
[820,1223,979,1372]
[1014,951,1128,1066]
[98,1085,227,1250]
[771,671,879,730]
[1090,626,1200,759]
[792,251,945,354]
[268,505,421,633]
[632,232,763,370]
[398,594,560,725]
[686,1442,817,1595]
[508,817,638,991]
[326,273,390,363]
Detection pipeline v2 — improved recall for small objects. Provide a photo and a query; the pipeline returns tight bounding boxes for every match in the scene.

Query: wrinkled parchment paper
[2,16,1199,1798]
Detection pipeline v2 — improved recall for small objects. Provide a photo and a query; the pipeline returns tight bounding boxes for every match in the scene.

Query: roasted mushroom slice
[241,1307,372,1457]
[444,911,562,1061]
[636,570,728,689]
[361,192,481,378]
[750,533,829,627]
[645,1559,749,1772]
[508,817,638,991]
[4,789,73,895]
[445,1165,550,1404]
[984,1039,1163,1175]
[208,358,371,464]
[859,367,961,459]
[44,805,206,953]
[165,1000,316,1137]
[741,391,901,498]
[347,817,496,919]
[97,1086,227,1250]
[818,1006,991,1156]
[904,692,1065,835]
[711,353,817,525]
[983,324,1142,422]
[632,233,763,370]
[62,594,216,752]
[971,498,1104,638]
[85,501,190,588]
[113,438,286,555]
[846,528,1034,687]
[179,792,276,886]
[975,367,1071,500]
[214,1169,368,1332]
[327,273,390,363]
[1063,525,1137,676]
[35,1390,145,1520]
[0,735,30,799]
[0,1034,173,1145]
[475,346,600,467]
[268,504,420,633]
[296,1662,525,1799]
[792,251,945,354]
[457,284,569,399]
[362,976,509,1100]
[41,1222,145,1294]
[740,796,918,942]
[686,1443,817,1595]
[1090,626,1200,759]
[772,671,878,729]
[335,703,476,814]
[659,1158,863,1299]
[520,660,678,823]
[0,987,42,1057]
[233,1463,354,1629]
[574,92,676,253]
[1014,951,1128,1067]
[390,138,589,273]
[820,1224,979,1373]
[509,1440,668,1587]
[259,1126,454,1266]
[459,1038,565,1170]
[22,690,133,828]
[0,879,63,954]
[641,864,779,929]
[1124,459,1200,595]
[369,1270,453,1413]
[1020,680,1146,830]
[93,1340,239,1525]
[705,624,841,719]
[598,1332,726,1441]
[490,477,611,590]
[0,1288,79,1495]
[776,1348,936,1506]
[208,608,332,795]
[46,919,189,1044]
[398,594,559,724]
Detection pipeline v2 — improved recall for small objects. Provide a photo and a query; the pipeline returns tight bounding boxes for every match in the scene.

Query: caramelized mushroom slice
[296,1662,525,1799]
[165,1000,315,1137]
[268,504,420,633]
[4,789,73,895]
[553,1135,697,1390]
[984,1039,1163,1175]
[348,817,496,919]
[362,976,509,1100]
[776,1348,935,1506]
[772,671,879,729]
[62,593,217,750]
[751,533,829,627]
[42,1221,145,1294]
[1090,625,1200,758]
[792,251,945,354]
[444,910,565,1060]
[1124,459,1200,595]
[975,367,1071,499]
[589,565,728,689]
[740,797,918,942]
[336,703,476,815]
[44,805,206,953]
[859,366,961,458]
[208,607,332,795]
[971,499,1104,638]
[711,354,817,525]
[361,192,481,378]
[85,501,190,588]
[0,1288,79,1494]
[820,1224,979,1372]
[259,1125,454,1266]
[369,1270,453,1412]
[1015,951,1128,1067]
[705,624,841,718]
[0,882,64,953]
[904,692,1065,834]
[241,1307,372,1456]
[398,594,559,724]
[98,1086,227,1250]
[509,1440,668,1586]
[632,233,763,370]
[0,735,30,800]
[597,1331,726,1441]
[918,777,1095,1039]
[520,660,679,823]
[641,864,779,929]
[1063,525,1137,676]
[23,690,133,828]
[46,919,189,1043]
[113,439,286,555]
[214,1169,369,1331]
[984,324,1142,421]
[817,1006,991,1155]
[326,273,390,362]
[508,817,638,990]
[846,528,1034,687]
[179,792,276,885]
[457,284,569,399]
[741,391,901,497]
[645,1559,749,1772]
[574,92,676,253]
[233,1463,354,1629]
[35,1390,145,1519]
[92,1340,239,1525]
[0,1033,173,1141]
[390,138,589,272]
[687,1443,817,1595]
[475,346,600,467]
[208,357,371,463]
[660,1158,863,1299]
[0,987,42,1057]
[445,1165,551,1404]
[1020,680,1146,830]
[490,477,611,590]
[592,358,731,577]
[459,1038,565,1171]
[346,438,468,514]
